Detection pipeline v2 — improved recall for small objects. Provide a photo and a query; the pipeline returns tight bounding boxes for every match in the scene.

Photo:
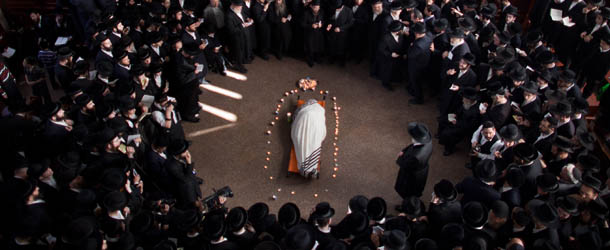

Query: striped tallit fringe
[299,147,321,178]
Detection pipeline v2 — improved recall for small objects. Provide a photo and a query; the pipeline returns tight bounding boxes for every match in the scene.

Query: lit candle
[264,165,268,169]
[275,116,279,120]
[277,104,281,108]
[266,157,270,161]
[290,90,295,94]
[333,142,336,146]
[272,195,277,200]
[335,147,339,151]
[270,121,275,126]
[314,193,319,198]
[334,137,338,140]
[284,92,289,96]
[266,151,271,155]
[280,98,285,103]
[266,130,272,135]
[274,111,279,115]
[286,112,292,118]
[278,188,282,192]
[267,141,271,144]
[269,176,274,180]
[333,152,338,156]
[334,158,338,162]
[332,174,337,178]
[333,167,338,171]
[319,90,324,95]
[325,91,329,94]
[294,89,299,93]
[291,191,296,195]
[332,97,337,101]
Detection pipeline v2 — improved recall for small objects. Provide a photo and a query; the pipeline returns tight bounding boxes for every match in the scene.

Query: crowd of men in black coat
[1,0,610,249]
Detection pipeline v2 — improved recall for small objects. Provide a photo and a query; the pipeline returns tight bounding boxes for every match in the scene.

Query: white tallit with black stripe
[291,99,326,178]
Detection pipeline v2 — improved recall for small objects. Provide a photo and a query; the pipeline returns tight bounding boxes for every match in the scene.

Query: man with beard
[96,34,114,64]
[439,87,481,156]
[252,0,272,60]
[469,121,503,168]
[98,127,136,168]
[406,22,433,104]
[302,0,325,67]
[71,94,97,129]
[439,53,477,114]
[368,0,390,73]
[325,0,353,66]
[54,47,75,90]
[394,122,433,199]
[113,50,132,88]
[108,18,126,45]
[441,28,470,75]
[204,0,226,31]
[164,139,203,210]
[42,103,74,158]
[226,0,252,73]
[148,32,168,64]
[375,21,405,91]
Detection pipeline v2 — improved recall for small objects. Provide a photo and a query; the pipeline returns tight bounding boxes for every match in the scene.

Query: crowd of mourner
[1,0,610,249]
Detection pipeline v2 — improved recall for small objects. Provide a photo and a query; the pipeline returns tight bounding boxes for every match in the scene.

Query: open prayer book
[550,9,575,27]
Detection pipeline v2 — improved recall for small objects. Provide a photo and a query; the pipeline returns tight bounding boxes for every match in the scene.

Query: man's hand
[282,17,287,23]
[446,69,456,75]
[442,51,449,59]
[391,52,399,58]
[185,151,192,164]
[397,151,404,157]
[334,27,340,32]
[126,146,136,159]
[264,2,270,11]
[429,43,435,52]
[326,24,332,31]
[194,63,201,74]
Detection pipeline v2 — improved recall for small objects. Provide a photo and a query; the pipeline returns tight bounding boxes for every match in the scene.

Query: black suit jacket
[394,142,433,198]
[456,176,501,207]
[376,33,405,82]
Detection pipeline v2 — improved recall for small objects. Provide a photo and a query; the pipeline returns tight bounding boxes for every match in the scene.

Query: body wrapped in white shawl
[291,99,326,178]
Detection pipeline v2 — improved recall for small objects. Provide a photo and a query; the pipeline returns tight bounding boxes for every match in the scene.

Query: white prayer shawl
[291,100,326,178]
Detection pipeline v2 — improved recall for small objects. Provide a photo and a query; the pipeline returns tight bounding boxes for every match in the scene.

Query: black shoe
[307,61,314,67]
[237,66,248,73]
[383,84,395,91]
[260,54,269,60]
[184,116,200,123]
[409,99,423,105]
[465,163,473,169]
[395,205,404,212]
[220,71,227,76]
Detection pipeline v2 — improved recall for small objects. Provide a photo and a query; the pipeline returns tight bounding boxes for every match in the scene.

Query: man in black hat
[96,34,114,65]
[526,115,557,159]
[394,122,433,198]
[251,0,271,61]
[226,0,252,73]
[438,86,481,156]
[457,159,501,207]
[164,139,202,209]
[368,0,391,72]
[550,101,576,139]
[523,199,561,248]
[427,179,463,235]
[325,0,354,66]
[494,124,522,171]
[113,49,132,88]
[441,28,470,73]
[173,43,205,122]
[439,52,477,114]
[513,81,542,135]
[54,46,75,90]
[302,0,325,67]
[42,103,74,157]
[557,70,582,99]
[512,142,544,202]
[347,0,369,64]
[580,30,610,98]
[375,20,405,91]
[226,206,257,248]
[406,22,433,104]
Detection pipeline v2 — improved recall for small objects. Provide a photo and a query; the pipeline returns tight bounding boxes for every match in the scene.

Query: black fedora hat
[434,179,457,201]
[587,200,608,220]
[440,223,464,248]
[57,151,82,170]
[461,53,476,66]
[167,139,191,156]
[536,173,559,193]
[389,20,403,32]
[408,122,431,143]
[248,202,270,223]
[73,60,90,76]
[499,124,521,142]
[402,196,424,216]
[113,49,129,61]
[137,49,151,61]
[283,224,316,250]
[508,22,522,35]
[509,65,527,81]
[537,51,557,65]
[227,207,248,232]
[62,217,96,245]
[202,213,226,240]
[505,166,525,188]
[433,18,449,30]
[255,241,282,250]
[480,5,495,18]
[103,191,128,211]
[490,57,507,70]
[504,5,519,15]
[527,199,559,228]
[100,168,127,191]
[458,17,476,32]
[97,127,117,146]
[550,101,572,116]
[412,22,427,34]
[460,87,479,100]
[555,196,579,216]
[496,31,511,44]
[390,1,403,10]
[74,94,92,107]
[349,195,369,214]
[559,69,576,83]
[57,46,73,59]
[367,197,387,221]
[149,32,163,44]
[514,143,538,162]
[403,0,418,8]
[313,202,335,219]
[336,211,369,237]
[525,31,543,45]
[333,0,343,9]
[544,89,567,102]
[450,28,465,38]
[184,43,202,56]
[463,201,488,228]
[577,153,600,173]
[177,209,202,232]
[581,174,602,192]
[474,159,497,183]
[415,238,438,250]
[96,60,114,77]
[278,202,301,229]
[27,161,50,180]
[490,200,509,219]
[131,212,154,234]
[576,131,595,151]
[601,7,610,20]
[570,97,589,114]
[384,230,408,250]
[42,102,61,117]
[521,81,540,94]
[486,81,506,96]
[554,135,574,153]
[15,178,36,201]
[536,69,553,83]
